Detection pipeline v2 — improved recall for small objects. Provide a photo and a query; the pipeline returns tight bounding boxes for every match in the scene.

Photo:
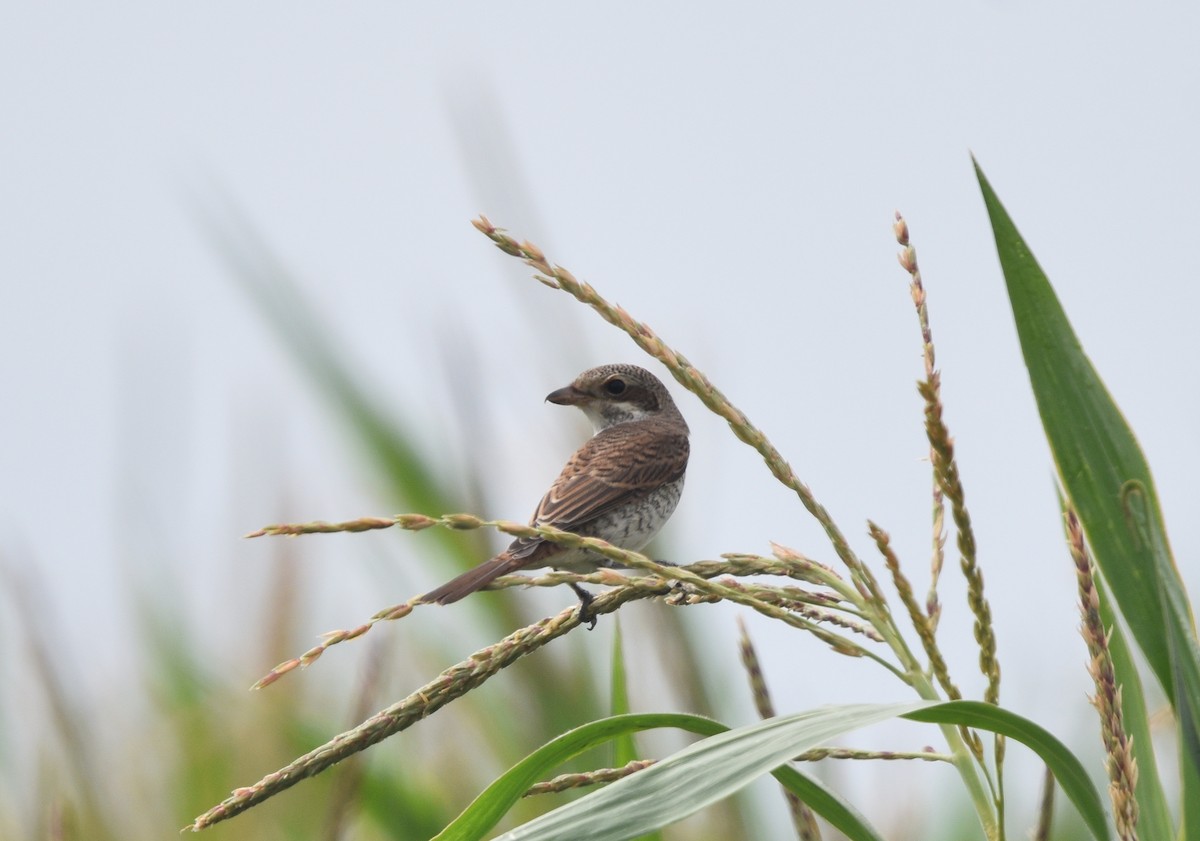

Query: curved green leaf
[902,701,1111,841]
[768,764,882,841]
[440,701,1109,841]
[433,710,889,841]
[433,713,717,841]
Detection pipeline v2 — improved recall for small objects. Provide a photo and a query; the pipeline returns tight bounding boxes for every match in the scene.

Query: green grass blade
[1181,747,1200,841]
[769,765,884,841]
[609,618,635,761]
[1146,472,1200,788]
[1163,563,1200,819]
[974,161,1200,781]
[201,211,482,564]
[607,621,663,841]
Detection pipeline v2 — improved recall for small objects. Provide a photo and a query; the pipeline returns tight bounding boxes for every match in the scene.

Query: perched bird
[420,363,690,625]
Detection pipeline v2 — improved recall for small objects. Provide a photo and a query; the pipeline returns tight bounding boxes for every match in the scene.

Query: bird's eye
[604,378,627,396]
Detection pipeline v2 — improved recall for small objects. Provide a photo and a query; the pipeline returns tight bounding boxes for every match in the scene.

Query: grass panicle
[1069,508,1139,841]
[738,619,822,841]
[192,598,607,830]
[249,515,906,688]
[918,376,999,707]
[1033,765,1056,841]
[868,521,960,700]
[894,212,948,632]
[523,761,657,797]
[793,747,952,763]
[869,521,983,758]
[906,217,1004,827]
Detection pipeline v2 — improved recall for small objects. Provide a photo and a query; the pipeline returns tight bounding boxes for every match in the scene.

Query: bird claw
[569,583,599,630]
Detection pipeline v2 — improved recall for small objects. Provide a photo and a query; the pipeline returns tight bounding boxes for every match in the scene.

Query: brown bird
[420,363,690,625]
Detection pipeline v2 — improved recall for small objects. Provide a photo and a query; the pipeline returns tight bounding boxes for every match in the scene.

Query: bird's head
[546,363,687,433]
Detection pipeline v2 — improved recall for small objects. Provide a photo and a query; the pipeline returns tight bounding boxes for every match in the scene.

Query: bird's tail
[419,552,524,605]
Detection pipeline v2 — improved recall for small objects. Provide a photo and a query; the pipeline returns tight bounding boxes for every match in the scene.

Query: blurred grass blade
[1182,747,1200,841]
[608,618,637,766]
[974,160,1200,781]
[606,621,663,841]
[197,199,609,745]
[198,199,485,567]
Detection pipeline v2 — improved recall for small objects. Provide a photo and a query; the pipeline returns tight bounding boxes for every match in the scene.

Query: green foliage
[190,186,1194,841]
[978,160,1200,838]
[7,164,1194,841]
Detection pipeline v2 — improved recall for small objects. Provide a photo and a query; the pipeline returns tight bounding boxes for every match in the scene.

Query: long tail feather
[420,553,523,605]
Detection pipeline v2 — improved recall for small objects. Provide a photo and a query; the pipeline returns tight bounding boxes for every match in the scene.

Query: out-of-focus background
[2,5,1197,839]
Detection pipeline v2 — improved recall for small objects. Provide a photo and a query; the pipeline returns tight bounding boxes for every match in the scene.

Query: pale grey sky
[2,3,1197,834]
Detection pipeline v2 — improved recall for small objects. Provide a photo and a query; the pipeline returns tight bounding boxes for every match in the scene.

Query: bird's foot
[570,583,599,630]
[665,579,708,606]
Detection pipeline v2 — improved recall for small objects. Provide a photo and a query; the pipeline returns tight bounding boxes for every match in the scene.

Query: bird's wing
[531,422,689,530]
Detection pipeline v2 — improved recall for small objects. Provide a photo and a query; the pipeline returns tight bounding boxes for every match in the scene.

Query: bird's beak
[546,385,587,405]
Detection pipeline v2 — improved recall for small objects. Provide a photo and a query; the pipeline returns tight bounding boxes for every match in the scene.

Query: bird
[420,363,690,626]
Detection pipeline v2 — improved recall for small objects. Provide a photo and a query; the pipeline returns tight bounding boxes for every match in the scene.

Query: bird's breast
[550,475,685,573]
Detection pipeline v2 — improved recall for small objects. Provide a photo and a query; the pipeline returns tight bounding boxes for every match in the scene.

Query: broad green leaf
[433,710,887,841]
[975,161,1200,781]
[441,702,1107,841]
